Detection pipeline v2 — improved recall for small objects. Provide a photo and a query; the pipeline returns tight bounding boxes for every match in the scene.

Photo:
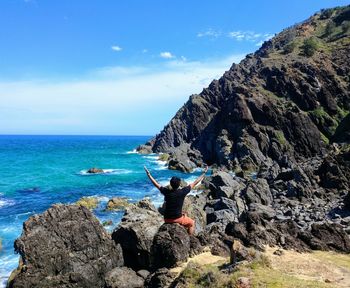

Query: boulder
[182,193,207,234]
[299,222,350,252]
[112,200,163,271]
[345,192,350,210]
[8,204,123,288]
[151,223,190,270]
[136,144,153,154]
[243,178,273,205]
[106,197,130,211]
[86,167,104,173]
[75,196,99,210]
[105,267,144,288]
[249,203,276,220]
[208,171,242,199]
[207,209,237,226]
[144,268,175,288]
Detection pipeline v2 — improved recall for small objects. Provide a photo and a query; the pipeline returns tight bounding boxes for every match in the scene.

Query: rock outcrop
[8,204,123,288]
[105,267,144,288]
[141,6,350,174]
[112,200,163,271]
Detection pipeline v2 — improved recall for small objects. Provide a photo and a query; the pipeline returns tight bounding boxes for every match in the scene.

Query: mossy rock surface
[106,197,130,211]
[75,197,99,210]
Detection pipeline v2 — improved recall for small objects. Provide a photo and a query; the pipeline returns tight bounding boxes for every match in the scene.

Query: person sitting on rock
[144,165,208,235]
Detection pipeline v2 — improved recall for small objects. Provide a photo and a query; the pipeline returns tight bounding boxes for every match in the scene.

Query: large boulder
[8,204,123,288]
[151,224,190,270]
[299,222,350,252]
[144,268,175,288]
[182,193,207,234]
[112,200,163,271]
[105,267,144,288]
[243,178,273,205]
[208,171,242,199]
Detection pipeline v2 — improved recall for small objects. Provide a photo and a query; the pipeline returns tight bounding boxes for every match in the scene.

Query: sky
[0,0,349,135]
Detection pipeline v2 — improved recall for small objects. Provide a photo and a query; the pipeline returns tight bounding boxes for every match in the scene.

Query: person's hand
[144,166,150,175]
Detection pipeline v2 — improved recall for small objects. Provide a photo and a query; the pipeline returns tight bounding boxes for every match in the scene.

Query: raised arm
[144,166,162,190]
[189,166,208,189]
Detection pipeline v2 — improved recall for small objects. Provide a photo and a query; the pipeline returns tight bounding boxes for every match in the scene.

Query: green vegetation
[342,20,350,33]
[320,133,330,145]
[274,130,287,146]
[176,253,331,288]
[302,37,320,56]
[283,41,297,54]
[324,21,336,36]
[158,153,170,161]
[102,220,113,226]
[309,107,339,138]
[75,197,99,210]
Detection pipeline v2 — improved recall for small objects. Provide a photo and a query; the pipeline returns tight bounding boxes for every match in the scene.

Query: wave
[0,198,15,209]
[126,149,137,154]
[78,169,132,176]
[142,155,159,160]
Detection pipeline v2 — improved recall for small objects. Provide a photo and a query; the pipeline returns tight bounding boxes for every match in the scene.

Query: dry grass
[173,246,350,288]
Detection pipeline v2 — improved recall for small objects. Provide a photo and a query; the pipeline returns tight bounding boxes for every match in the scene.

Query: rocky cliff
[139,5,350,173]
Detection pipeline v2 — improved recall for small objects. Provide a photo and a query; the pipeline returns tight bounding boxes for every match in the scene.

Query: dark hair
[170,176,181,190]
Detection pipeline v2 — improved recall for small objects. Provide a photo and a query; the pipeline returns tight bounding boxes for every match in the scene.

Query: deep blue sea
[0,135,201,287]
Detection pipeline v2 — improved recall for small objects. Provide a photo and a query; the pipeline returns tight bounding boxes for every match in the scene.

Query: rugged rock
[144,268,175,288]
[106,197,130,211]
[112,200,163,271]
[182,193,207,234]
[299,222,350,252]
[87,167,104,173]
[151,223,191,270]
[105,267,144,288]
[8,204,123,288]
[243,178,273,205]
[208,171,242,199]
[142,6,350,174]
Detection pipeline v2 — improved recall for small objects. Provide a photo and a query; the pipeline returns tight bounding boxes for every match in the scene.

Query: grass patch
[313,251,350,270]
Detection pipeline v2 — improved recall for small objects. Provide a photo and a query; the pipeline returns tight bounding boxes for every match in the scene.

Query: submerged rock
[86,167,104,173]
[8,204,123,288]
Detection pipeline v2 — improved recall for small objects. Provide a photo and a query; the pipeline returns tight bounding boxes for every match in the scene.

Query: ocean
[0,135,202,287]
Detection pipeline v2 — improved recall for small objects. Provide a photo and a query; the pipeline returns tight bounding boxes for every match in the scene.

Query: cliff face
[144,6,350,171]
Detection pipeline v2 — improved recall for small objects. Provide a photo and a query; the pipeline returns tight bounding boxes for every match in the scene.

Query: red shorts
[164,214,194,228]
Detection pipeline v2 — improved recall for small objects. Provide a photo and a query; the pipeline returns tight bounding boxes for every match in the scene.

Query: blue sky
[0,0,348,135]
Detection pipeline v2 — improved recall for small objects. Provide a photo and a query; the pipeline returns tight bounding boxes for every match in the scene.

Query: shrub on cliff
[302,37,320,56]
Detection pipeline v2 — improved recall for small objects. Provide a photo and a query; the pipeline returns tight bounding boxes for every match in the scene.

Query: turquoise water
[0,135,201,287]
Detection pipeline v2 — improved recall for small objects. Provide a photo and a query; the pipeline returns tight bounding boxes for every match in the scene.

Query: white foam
[0,199,15,209]
[126,149,137,154]
[142,155,159,160]
[79,169,132,176]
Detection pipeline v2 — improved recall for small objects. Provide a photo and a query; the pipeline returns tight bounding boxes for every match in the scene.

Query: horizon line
[0,134,153,137]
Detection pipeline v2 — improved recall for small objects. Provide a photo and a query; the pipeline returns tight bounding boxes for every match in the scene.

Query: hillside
[139,5,350,174]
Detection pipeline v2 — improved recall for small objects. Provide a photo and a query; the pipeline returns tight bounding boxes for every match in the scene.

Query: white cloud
[0,53,246,135]
[160,52,174,59]
[111,45,122,52]
[198,29,274,45]
[197,29,221,38]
